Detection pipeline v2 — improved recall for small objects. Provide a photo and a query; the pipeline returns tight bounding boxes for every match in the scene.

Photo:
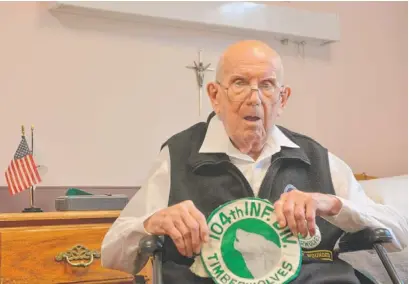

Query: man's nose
[246,86,262,105]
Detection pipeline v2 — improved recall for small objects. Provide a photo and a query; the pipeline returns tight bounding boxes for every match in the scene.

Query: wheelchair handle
[374,243,403,284]
[133,235,164,279]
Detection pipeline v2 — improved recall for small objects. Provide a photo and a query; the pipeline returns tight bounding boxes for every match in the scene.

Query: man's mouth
[244,116,260,122]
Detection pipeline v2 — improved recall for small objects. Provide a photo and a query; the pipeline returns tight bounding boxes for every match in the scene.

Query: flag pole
[29,125,35,208]
[22,125,42,213]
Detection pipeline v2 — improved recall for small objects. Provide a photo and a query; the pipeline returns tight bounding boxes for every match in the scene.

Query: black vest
[160,113,359,284]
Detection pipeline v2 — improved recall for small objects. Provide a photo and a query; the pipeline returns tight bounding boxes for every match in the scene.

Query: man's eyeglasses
[216,79,283,102]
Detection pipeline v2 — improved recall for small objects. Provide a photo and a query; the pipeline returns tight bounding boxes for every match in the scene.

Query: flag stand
[22,125,43,213]
[22,187,42,212]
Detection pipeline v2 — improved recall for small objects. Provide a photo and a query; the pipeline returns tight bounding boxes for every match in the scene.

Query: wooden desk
[0,211,151,284]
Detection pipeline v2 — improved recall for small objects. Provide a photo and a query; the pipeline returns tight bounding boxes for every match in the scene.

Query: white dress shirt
[101,116,408,274]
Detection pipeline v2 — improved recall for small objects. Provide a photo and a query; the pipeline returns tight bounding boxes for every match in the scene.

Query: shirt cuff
[143,225,152,235]
[132,213,155,235]
[323,196,367,233]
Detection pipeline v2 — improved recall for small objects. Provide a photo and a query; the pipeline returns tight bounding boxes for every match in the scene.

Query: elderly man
[101,40,407,283]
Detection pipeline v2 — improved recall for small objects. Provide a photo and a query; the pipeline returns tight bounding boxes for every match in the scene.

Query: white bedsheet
[359,175,408,218]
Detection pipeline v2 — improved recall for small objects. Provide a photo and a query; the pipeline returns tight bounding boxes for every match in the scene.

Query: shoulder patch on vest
[283,184,296,193]
[200,197,302,283]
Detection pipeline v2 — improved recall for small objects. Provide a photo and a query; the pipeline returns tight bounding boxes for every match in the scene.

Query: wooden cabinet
[0,211,151,284]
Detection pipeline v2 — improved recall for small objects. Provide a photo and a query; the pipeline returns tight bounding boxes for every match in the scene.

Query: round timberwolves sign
[200,197,302,284]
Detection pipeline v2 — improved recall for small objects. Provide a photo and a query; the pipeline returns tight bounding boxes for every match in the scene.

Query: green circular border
[200,197,302,284]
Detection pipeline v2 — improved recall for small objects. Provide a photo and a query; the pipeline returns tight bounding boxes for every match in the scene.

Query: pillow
[358,175,408,218]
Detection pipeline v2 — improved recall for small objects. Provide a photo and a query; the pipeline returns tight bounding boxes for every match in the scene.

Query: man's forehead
[223,59,281,78]
[224,54,279,66]
[215,41,284,82]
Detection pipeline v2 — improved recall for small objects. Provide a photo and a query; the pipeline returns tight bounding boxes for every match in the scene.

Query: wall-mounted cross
[186,49,214,116]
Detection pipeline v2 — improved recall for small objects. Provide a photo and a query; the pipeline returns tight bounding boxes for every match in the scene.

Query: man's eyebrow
[229,74,247,79]
[227,74,278,83]
[226,75,248,83]
[260,77,277,81]
[261,77,279,83]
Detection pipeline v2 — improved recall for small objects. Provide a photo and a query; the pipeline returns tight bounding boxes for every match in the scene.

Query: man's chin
[243,128,266,140]
[238,131,266,152]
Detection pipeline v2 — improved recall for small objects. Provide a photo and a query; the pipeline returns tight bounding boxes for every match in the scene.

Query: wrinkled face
[207,49,291,157]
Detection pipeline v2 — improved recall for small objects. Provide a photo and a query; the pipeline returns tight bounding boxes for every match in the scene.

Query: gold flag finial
[31,125,34,131]
[21,125,25,136]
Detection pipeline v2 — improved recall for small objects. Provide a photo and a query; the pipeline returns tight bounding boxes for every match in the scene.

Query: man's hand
[143,200,209,258]
[274,189,342,237]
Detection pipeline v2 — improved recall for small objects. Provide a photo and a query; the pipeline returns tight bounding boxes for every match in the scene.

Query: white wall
[0,2,407,187]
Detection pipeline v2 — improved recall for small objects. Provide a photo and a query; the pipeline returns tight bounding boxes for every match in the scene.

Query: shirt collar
[199,115,299,162]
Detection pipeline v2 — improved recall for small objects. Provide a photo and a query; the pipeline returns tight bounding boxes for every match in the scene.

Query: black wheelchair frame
[133,227,403,284]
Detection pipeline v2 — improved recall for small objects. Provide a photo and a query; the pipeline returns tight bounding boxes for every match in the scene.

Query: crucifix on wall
[186,49,214,116]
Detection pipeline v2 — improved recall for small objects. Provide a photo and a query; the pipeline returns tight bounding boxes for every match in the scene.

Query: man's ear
[207,82,221,114]
[277,86,292,117]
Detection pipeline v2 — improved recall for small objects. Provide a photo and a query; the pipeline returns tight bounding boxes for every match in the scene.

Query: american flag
[4,136,42,195]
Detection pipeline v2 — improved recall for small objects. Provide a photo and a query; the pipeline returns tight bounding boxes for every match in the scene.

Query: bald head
[215,40,284,84]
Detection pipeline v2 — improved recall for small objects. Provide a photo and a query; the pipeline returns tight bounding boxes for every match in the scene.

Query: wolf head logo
[233,228,281,278]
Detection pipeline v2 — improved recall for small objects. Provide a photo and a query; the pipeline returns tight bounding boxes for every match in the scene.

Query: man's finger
[305,200,316,236]
[274,198,287,228]
[163,219,186,256]
[173,217,193,257]
[182,212,201,255]
[283,199,297,235]
[294,202,308,237]
[188,205,209,243]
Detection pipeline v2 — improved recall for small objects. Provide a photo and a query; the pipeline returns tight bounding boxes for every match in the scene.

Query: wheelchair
[133,227,403,284]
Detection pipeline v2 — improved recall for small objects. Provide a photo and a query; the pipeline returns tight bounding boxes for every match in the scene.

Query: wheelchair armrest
[133,235,164,274]
[337,228,403,284]
[337,227,393,253]
[139,235,165,254]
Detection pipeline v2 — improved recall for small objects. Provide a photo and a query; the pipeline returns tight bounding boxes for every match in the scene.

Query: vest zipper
[258,157,283,199]
[226,162,255,197]
[258,156,307,199]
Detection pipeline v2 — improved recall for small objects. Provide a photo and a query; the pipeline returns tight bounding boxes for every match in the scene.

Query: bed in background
[354,172,408,221]
[342,173,408,283]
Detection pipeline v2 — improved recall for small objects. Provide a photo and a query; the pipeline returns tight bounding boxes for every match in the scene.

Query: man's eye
[260,81,274,89]
[234,80,247,86]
